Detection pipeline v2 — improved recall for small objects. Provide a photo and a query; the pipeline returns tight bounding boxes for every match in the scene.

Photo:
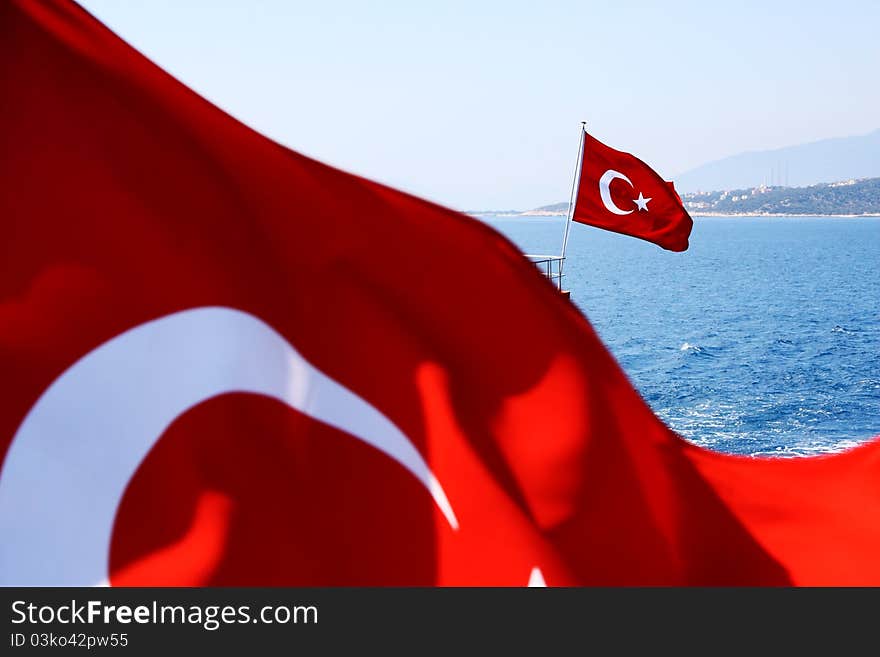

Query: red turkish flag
[574,132,693,251]
[2,0,880,587]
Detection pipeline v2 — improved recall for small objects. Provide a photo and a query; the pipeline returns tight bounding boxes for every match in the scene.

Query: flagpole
[559,121,586,263]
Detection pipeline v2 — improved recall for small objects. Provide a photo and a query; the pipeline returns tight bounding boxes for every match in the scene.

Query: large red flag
[574,132,693,251]
[2,0,879,586]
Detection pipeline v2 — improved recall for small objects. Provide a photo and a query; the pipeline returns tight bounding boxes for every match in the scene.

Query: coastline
[692,212,880,218]
[476,211,880,218]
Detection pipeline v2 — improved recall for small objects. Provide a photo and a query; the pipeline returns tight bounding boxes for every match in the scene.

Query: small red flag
[574,132,693,251]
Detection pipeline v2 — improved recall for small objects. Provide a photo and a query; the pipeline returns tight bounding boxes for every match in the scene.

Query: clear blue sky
[79,0,880,211]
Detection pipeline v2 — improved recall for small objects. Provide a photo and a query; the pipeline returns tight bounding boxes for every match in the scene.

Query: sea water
[478,215,880,456]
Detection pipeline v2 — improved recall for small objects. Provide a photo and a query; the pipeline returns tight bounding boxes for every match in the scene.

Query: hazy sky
[78,0,880,210]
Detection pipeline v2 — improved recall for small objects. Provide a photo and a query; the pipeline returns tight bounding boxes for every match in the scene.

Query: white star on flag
[633,192,651,211]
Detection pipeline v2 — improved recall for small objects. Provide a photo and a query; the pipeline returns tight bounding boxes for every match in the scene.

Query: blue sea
[478,215,880,456]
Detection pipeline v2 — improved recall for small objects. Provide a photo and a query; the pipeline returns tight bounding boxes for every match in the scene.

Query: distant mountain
[682,177,880,215]
[470,202,569,216]
[674,129,880,193]
[474,176,880,217]
[466,209,522,216]
[527,202,569,215]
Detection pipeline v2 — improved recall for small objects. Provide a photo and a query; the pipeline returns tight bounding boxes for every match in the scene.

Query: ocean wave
[679,342,718,358]
[749,439,868,458]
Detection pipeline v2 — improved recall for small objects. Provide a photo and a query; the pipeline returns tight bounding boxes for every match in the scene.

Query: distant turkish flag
[574,132,693,251]
[2,0,880,587]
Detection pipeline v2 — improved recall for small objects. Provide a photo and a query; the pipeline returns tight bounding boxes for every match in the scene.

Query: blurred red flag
[574,132,693,251]
[2,0,879,586]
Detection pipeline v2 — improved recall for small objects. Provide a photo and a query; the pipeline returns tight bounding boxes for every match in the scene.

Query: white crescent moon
[0,306,458,586]
[598,169,634,215]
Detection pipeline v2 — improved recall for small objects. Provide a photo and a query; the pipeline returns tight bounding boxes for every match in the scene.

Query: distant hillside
[471,202,569,216]
[528,202,569,215]
[482,176,880,217]
[674,129,880,193]
[681,177,880,215]
[466,209,521,216]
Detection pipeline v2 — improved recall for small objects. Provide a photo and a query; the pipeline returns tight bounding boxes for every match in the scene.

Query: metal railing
[525,254,565,292]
